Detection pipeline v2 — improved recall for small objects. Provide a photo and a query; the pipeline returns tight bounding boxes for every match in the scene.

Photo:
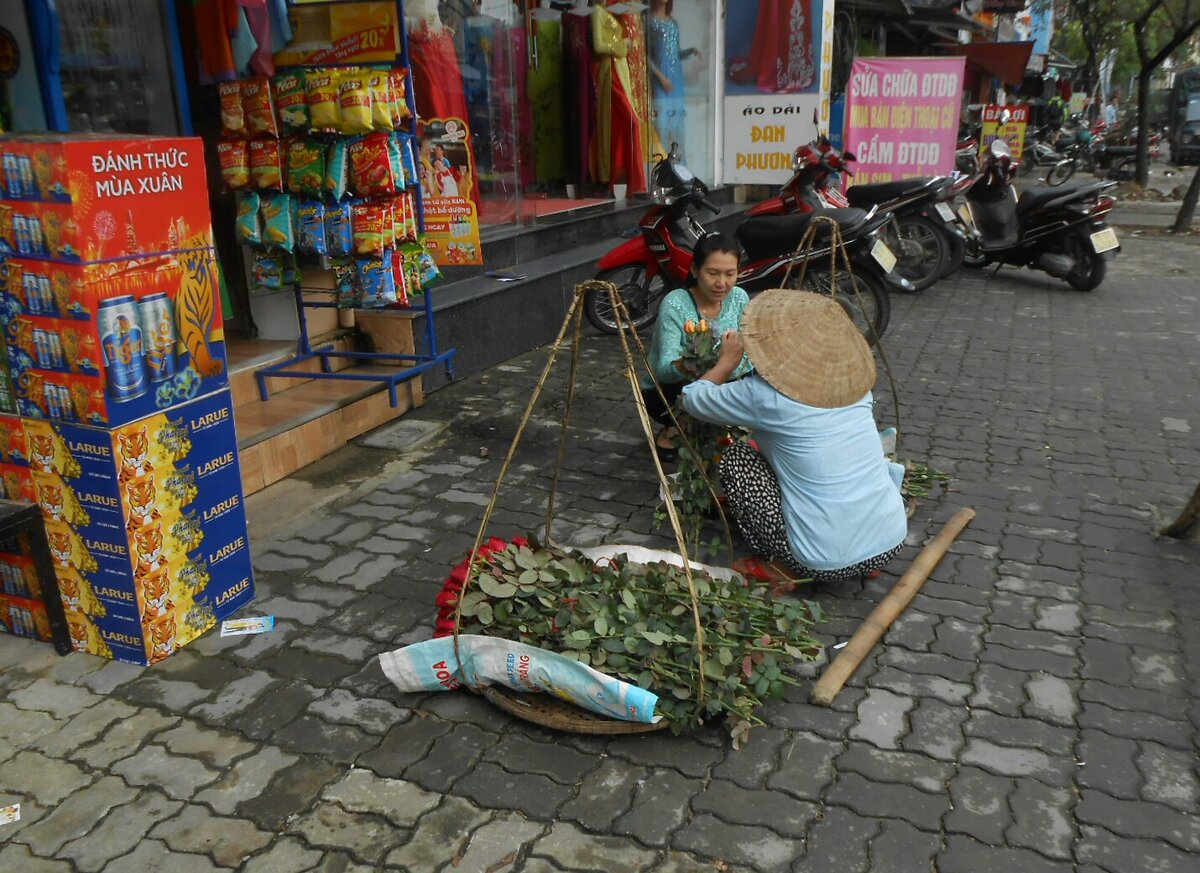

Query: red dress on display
[746,0,816,93]
[563,11,598,188]
[590,6,647,193]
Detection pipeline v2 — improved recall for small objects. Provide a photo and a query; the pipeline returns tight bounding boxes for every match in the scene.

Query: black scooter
[961,139,1120,291]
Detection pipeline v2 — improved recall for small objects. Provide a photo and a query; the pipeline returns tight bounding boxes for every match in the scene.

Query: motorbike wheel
[1046,160,1076,186]
[962,235,991,269]
[787,267,891,345]
[1066,236,1107,292]
[1019,154,1037,177]
[584,265,667,335]
[891,216,949,291]
[941,227,966,276]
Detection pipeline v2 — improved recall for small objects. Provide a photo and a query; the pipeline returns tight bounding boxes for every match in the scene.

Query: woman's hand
[718,330,744,364]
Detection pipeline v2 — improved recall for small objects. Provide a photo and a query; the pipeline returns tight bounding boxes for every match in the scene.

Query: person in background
[681,290,908,587]
[1105,95,1119,129]
[640,232,751,459]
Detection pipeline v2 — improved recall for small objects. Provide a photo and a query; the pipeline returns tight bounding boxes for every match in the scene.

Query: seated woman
[681,290,908,585]
[640,232,752,458]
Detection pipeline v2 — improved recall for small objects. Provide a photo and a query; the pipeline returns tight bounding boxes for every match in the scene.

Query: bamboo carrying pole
[809,507,976,707]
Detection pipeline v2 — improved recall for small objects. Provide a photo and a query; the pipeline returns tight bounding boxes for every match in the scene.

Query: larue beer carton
[0,134,212,261]
[0,392,254,664]
[0,248,228,427]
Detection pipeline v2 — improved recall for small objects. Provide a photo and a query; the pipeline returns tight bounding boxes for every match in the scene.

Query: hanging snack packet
[324,201,354,257]
[260,192,295,251]
[306,71,341,130]
[281,251,299,287]
[274,71,309,133]
[391,244,411,306]
[348,133,396,198]
[416,236,443,289]
[218,81,245,138]
[390,70,411,124]
[217,140,251,190]
[295,200,327,255]
[356,250,397,308]
[399,192,418,242]
[286,138,325,197]
[249,139,284,190]
[242,77,279,138]
[252,251,283,293]
[351,201,386,256]
[369,72,395,132]
[399,133,419,189]
[332,257,359,309]
[399,241,423,296]
[386,134,407,189]
[338,71,373,135]
[235,191,262,245]
[324,139,349,201]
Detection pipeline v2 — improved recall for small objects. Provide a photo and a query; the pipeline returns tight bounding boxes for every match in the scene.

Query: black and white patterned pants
[718,442,903,582]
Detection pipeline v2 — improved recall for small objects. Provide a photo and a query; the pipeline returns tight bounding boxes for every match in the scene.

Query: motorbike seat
[736,209,868,261]
[1099,144,1137,156]
[845,177,942,207]
[1017,182,1109,215]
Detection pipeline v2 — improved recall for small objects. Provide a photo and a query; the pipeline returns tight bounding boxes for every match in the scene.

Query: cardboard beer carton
[0,592,53,642]
[0,249,228,427]
[0,390,254,664]
[0,134,212,261]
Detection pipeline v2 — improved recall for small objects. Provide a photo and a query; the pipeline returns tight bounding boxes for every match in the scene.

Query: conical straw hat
[740,290,876,408]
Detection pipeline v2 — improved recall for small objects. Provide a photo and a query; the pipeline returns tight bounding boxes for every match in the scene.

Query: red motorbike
[585,149,911,339]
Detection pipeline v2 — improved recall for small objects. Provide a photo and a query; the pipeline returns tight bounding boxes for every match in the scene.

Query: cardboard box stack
[0,134,254,664]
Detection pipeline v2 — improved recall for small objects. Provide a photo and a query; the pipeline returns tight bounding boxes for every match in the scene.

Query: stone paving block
[884,610,937,651]
[765,733,840,801]
[959,738,1075,787]
[978,642,1078,677]
[835,744,954,794]
[458,810,549,873]
[117,673,216,713]
[987,625,1079,656]
[102,839,225,873]
[673,813,799,873]
[1035,601,1082,634]
[289,802,404,865]
[936,834,1075,873]
[253,552,312,573]
[529,820,662,872]
[72,708,179,769]
[111,743,219,800]
[292,630,379,662]
[58,790,182,873]
[149,804,273,867]
[869,665,971,706]
[382,795,492,870]
[1080,638,1135,684]
[987,592,1040,630]
[1006,779,1075,860]
[559,757,643,831]
[651,853,755,873]
[848,687,914,750]
[1077,701,1193,749]
[968,663,1028,717]
[10,677,100,719]
[866,818,944,873]
[944,766,1012,845]
[606,732,724,778]
[1129,649,1187,693]
[0,750,92,806]
[691,779,816,838]
[239,755,343,831]
[964,709,1076,756]
[193,745,298,815]
[900,696,966,761]
[1079,679,1183,720]
[0,843,73,873]
[452,760,573,821]
[224,680,323,741]
[273,714,377,764]
[793,804,880,873]
[824,771,949,831]
[240,835,323,873]
[222,619,297,663]
[357,713,454,778]
[251,595,333,626]
[1074,789,1200,852]
[709,726,788,790]
[1022,673,1078,725]
[322,768,440,827]
[1077,729,1141,798]
[190,671,282,725]
[1137,743,1200,811]
[480,733,595,785]
[155,719,256,768]
[928,616,983,661]
[403,722,500,793]
[32,698,138,758]
[0,700,60,752]
[305,687,409,735]
[1076,824,1197,873]
[15,775,136,856]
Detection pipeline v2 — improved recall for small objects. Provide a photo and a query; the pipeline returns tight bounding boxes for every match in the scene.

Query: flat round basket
[478,685,670,735]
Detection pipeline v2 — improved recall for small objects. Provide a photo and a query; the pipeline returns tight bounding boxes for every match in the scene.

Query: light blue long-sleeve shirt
[682,375,907,571]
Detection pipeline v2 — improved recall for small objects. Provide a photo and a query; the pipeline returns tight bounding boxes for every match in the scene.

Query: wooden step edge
[229,332,360,407]
[235,377,387,451]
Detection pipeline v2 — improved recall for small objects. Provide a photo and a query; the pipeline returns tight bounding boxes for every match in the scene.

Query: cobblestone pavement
[2,235,1199,873]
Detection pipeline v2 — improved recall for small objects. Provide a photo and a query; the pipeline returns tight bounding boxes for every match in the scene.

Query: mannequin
[563,1,599,188]
[613,2,659,168]
[529,2,567,185]
[648,0,697,156]
[732,0,815,94]
[590,2,646,192]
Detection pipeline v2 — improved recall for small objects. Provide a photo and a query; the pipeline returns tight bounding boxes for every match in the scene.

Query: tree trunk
[1161,480,1200,537]
[1172,165,1200,233]
[1135,69,1153,187]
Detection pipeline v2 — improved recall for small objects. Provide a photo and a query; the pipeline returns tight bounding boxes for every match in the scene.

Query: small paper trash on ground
[221,616,275,637]
[0,804,20,826]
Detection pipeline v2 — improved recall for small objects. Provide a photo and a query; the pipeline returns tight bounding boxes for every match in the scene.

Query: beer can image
[19,156,34,195]
[23,273,41,314]
[55,384,76,421]
[28,217,44,255]
[48,332,65,369]
[138,292,177,382]
[33,328,50,368]
[43,381,61,419]
[38,275,54,314]
[13,215,28,254]
[98,295,149,401]
[3,154,19,197]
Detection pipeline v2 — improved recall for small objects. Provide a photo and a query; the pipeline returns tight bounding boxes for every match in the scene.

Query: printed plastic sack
[378,634,661,724]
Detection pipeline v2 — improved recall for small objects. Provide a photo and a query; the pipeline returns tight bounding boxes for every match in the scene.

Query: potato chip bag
[325,202,354,257]
[338,72,373,135]
[348,133,396,198]
[219,81,245,138]
[217,140,250,190]
[391,244,411,307]
[260,192,295,251]
[369,72,395,132]
[325,140,349,201]
[390,70,411,124]
[235,191,262,245]
[356,250,397,308]
[286,138,325,197]
[274,71,309,133]
[249,139,284,190]
[351,202,386,256]
[295,200,327,255]
[307,72,341,129]
[332,257,359,309]
[242,77,279,138]
[252,251,283,292]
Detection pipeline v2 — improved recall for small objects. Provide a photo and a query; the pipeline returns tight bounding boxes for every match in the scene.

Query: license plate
[958,203,974,227]
[871,239,898,273]
[935,202,956,222]
[1090,227,1119,253]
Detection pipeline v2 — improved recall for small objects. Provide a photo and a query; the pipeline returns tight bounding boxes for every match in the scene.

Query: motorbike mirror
[990,138,1012,160]
[999,109,1012,124]
[843,151,857,162]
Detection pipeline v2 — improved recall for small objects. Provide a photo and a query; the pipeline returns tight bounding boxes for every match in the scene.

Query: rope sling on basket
[440,220,899,734]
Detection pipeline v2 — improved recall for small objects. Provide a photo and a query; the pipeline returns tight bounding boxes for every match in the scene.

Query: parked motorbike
[748,135,969,289]
[585,149,911,339]
[1047,137,1137,186]
[961,138,1120,291]
[1019,125,1071,179]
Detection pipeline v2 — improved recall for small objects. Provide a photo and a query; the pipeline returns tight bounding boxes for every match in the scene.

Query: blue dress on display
[649,15,688,157]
